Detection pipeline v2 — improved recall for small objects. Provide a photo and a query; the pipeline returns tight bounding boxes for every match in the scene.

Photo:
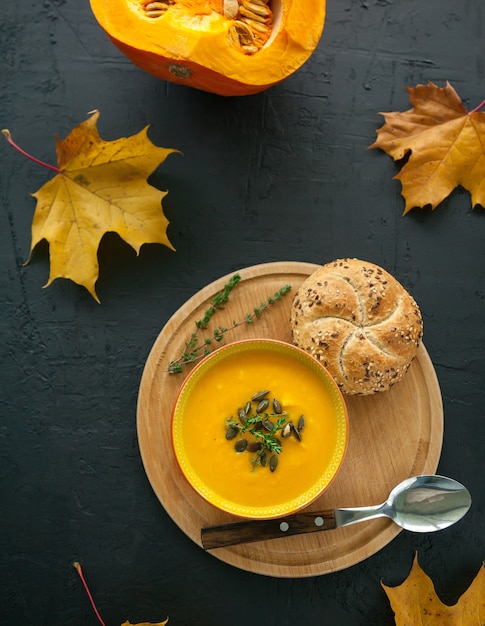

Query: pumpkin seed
[223,0,239,19]
[240,17,269,34]
[225,426,238,440]
[251,390,270,402]
[244,401,252,415]
[235,438,248,452]
[237,408,248,424]
[281,423,291,438]
[229,20,255,47]
[228,25,242,47]
[262,419,274,432]
[269,454,278,472]
[239,5,269,24]
[226,0,273,54]
[260,452,268,467]
[247,441,262,452]
[145,1,168,9]
[297,415,305,432]
[143,0,170,17]
[290,422,302,442]
[273,398,283,414]
[242,1,272,18]
[256,398,269,413]
[145,9,166,17]
[241,44,259,55]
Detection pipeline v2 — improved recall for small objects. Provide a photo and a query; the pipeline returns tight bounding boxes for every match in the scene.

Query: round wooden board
[137,262,444,577]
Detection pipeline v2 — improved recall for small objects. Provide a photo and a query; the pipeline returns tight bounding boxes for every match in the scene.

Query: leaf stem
[2,128,60,172]
[468,99,485,114]
[73,562,107,626]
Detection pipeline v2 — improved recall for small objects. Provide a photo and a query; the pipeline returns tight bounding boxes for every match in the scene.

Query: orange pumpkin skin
[89,0,326,96]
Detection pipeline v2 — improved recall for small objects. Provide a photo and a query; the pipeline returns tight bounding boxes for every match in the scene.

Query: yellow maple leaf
[370,81,485,213]
[9,110,178,302]
[121,619,168,626]
[382,554,485,625]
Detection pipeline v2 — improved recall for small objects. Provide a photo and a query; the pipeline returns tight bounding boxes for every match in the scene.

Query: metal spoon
[201,475,471,549]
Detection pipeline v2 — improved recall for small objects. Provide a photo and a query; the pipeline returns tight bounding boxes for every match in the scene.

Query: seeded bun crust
[290,258,423,395]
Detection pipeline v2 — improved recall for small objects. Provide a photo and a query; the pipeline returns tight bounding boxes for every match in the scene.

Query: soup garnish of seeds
[224,390,305,472]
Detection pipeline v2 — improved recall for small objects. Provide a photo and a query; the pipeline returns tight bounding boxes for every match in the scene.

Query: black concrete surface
[1,1,484,624]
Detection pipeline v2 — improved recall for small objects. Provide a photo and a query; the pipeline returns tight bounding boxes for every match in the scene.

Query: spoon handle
[201,510,337,549]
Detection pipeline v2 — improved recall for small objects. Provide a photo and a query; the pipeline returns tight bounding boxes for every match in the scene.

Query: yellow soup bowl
[171,339,348,519]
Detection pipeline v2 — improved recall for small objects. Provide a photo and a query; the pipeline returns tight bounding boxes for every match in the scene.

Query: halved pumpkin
[89,0,326,96]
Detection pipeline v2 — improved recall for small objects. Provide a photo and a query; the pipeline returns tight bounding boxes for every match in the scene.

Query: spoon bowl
[390,474,472,531]
[336,474,472,532]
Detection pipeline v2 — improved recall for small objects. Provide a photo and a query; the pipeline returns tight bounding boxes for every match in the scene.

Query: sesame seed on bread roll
[290,258,423,395]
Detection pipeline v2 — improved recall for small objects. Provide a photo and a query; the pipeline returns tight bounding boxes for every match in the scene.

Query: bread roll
[290,258,423,395]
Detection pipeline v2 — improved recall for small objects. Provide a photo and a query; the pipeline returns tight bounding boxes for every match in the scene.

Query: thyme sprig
[195,273,241,330]
[167,282,292,374]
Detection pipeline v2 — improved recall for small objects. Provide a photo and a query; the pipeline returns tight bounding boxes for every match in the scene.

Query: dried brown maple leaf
[370,81,485,213]
[4,110,178,302]
[383,554,485,625]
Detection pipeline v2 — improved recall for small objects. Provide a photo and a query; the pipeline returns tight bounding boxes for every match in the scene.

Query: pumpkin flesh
[90,0,326,95]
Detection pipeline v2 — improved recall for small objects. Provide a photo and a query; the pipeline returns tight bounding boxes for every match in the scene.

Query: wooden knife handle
[201,510,337,549]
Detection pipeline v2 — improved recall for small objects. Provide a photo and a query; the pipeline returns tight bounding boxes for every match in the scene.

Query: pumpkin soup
[172,340,347,518]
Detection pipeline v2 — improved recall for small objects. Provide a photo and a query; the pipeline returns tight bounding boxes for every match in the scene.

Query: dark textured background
[1,1,484,624]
